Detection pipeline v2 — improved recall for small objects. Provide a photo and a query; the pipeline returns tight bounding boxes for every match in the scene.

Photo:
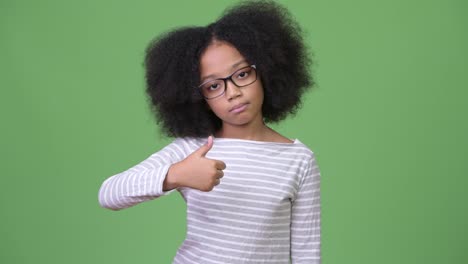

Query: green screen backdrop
[1,0,467,263]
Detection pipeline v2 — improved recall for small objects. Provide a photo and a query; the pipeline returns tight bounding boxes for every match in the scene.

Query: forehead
[199,41,247,78]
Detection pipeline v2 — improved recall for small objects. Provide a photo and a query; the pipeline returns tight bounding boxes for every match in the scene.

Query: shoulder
[171,137,207,150]
[292,139,315,157]
[292,139,319,168]
[154,137,205,160]
[295,140,321,175]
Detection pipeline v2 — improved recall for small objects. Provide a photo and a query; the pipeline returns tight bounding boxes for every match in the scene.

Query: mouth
[229,103,249,113]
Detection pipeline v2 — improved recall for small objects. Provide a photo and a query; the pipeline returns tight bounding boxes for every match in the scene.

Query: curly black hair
[144,0,314,138]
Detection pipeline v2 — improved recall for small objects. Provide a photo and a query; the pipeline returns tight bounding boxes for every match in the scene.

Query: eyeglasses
[197,65,257,100]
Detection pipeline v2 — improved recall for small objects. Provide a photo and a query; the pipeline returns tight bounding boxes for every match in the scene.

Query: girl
[98,1,321,263]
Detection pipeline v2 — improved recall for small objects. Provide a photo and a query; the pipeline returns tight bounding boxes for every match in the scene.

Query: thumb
[195,135,214,157]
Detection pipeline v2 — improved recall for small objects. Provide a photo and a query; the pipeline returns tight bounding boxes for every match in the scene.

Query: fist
[166,136,226,192]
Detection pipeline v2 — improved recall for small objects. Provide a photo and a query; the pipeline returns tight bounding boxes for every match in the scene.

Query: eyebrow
[200,60,248,84]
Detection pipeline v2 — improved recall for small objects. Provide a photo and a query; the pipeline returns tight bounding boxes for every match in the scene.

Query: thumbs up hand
[164,136,226,192]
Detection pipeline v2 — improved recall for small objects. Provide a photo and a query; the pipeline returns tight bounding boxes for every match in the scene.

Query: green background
[1,0,467,263]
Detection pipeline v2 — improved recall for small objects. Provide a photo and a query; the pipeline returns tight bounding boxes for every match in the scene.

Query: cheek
[206,101,224,115]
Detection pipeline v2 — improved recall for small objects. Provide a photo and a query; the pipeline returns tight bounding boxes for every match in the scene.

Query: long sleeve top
[98,137,321,264]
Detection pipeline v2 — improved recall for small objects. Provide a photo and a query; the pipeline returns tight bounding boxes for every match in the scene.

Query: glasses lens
[200,79,225,99]
[232,66,256,87]
[198,66,257,99]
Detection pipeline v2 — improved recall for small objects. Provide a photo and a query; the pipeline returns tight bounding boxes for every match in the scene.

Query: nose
[225,79,242,100]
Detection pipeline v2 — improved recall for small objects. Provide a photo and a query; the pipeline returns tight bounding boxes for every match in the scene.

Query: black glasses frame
[197,64,257,100]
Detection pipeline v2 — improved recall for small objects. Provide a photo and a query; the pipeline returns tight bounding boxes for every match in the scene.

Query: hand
[165,136,226,192]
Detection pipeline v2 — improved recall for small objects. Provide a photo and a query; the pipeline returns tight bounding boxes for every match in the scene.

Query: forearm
[98,139,190,210]
[98,163,174,210]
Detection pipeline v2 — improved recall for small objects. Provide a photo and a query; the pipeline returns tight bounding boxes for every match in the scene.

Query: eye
[209,83,220,91]
[203,81,222,92]
[236,69,251,79]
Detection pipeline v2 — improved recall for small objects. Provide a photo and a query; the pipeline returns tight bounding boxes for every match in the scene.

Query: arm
[98,138,187,211]
[290,153,321,263]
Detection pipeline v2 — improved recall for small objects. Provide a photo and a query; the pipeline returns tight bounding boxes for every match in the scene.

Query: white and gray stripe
[98,137,321,263]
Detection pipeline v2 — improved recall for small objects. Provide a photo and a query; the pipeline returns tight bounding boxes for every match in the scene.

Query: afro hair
[144,0,314,137]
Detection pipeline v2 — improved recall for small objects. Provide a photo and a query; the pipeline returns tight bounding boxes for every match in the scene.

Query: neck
[215,116,271,141]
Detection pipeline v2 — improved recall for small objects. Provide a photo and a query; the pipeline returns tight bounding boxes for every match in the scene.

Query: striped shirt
[98,137,321,263]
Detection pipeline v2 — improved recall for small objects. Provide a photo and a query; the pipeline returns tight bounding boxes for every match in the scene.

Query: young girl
[98,1,321,263]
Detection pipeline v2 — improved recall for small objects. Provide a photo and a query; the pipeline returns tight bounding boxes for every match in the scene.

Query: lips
[229,103,248,113]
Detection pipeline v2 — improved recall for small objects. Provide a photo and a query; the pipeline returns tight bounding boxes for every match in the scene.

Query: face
[199,40,264,129]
